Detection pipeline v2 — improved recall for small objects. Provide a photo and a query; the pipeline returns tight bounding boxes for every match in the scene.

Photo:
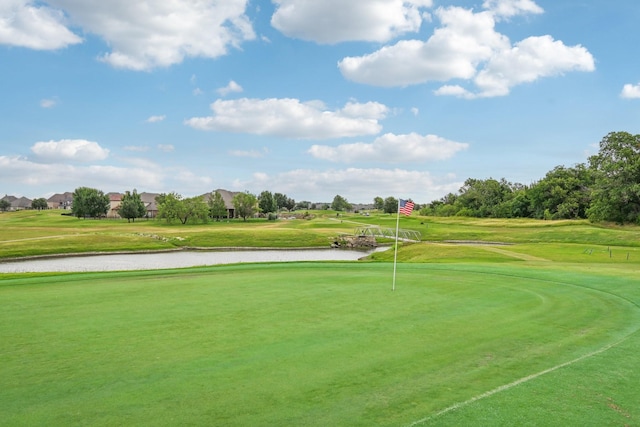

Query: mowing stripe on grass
[407,328,636,426]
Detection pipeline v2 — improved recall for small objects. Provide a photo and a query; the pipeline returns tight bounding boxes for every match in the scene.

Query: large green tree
[208,191,227,221]
[157,193,208,224]
[455,178,515,218]
[588,131,640,223]
[119,189,147,222]
[528,165,593,219]
[331,194,351,212]
[258,190,277,214]
[31,198,48,210]
[274,192,295,211]
[373,196,384,211]
[71,187,110,218]
[0,199,11,212]
[383,197,398,214]
[232,192,258,221]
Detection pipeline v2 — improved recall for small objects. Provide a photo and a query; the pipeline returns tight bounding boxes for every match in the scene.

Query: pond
[0,248,389,273]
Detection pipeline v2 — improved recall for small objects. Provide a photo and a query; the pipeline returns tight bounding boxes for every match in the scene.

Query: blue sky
[1,0,639,204]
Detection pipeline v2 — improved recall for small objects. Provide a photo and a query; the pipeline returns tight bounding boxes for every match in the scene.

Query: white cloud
[621,83,640,99]
[0,155,163,191]
[482,0,543,19]
[411,107,419,116]
[185,98,388,139]
[217,80,243,96]
[339,7,509,87]
[0,0,82,49]
[338,4,594,97]
[40,98,57,108]
[123,145,150,152]
[157,144,175,152]
[30,139,110,162]
[40,0,255,70]
[470,35,595,98]
[234,167,463,203]
[229,148,268,158]
[271,0,433,44]
[308,133,468,163]
[146,115,166,123]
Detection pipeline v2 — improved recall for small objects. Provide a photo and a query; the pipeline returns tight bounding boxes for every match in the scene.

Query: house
[107,193,122,218]
[201,189,240,218]
[47,192,73,209]
[139,192,160,218]
[1,195,32,211]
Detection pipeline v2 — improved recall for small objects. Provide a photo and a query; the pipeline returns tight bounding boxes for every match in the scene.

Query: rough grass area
[2,210,640,260]
[2,262,639,426]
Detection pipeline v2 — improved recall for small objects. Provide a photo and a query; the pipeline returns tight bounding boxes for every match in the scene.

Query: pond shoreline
[0,246,341,264]
[0,246,391,273]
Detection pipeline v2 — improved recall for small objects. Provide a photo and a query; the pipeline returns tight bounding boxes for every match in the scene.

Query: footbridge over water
[354,226,421,242]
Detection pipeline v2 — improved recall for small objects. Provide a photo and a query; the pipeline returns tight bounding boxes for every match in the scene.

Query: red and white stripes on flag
[399,199,414,216]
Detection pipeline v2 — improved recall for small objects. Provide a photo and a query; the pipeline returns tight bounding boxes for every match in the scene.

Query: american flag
[399,199,414,216]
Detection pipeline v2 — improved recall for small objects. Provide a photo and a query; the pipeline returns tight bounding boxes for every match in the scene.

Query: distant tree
[331,194,351,211]
[0,199,10,212]
[455,178,515,218]
[157,193,208,224]
[528,165,592,219]
[383,197,397,214]
[208,191,227,221]
[182,196,209,224]
[587,131,640,223]
[373,196,384,211]
[258,191,277,214]
[274,192,295,210]
[71,187,110,218]
[295,200,312,210]
[31,198,48,210]
[233,192,258,221]
[119,189,147,222]
[156,192,183,224]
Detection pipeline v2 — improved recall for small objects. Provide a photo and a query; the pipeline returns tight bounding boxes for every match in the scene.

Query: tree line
[419,131,640,224]
[50,131,640,225]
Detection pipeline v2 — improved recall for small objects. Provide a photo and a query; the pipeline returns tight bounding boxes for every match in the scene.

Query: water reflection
[0,248,388,273]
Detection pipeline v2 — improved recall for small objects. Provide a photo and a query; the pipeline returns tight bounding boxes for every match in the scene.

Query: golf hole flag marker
[393,198,414,291]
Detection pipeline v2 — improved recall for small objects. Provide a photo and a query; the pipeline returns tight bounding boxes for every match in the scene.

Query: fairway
[2,262,639,426]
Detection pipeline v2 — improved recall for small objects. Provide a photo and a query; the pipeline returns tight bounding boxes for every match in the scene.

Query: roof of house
[47,192,73,203]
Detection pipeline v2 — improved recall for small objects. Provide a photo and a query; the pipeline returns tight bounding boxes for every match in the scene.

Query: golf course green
[1,210,639,425]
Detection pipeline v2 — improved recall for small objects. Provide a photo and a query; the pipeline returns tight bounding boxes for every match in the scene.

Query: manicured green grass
[2,210,639,259]
[2,262,639,426]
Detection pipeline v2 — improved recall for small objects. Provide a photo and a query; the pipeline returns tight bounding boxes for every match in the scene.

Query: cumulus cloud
[338,3,595,97]
[13,0,255,70]
[339,7,509,86]
[308,133,468,163]
[234,167,463,203]
[0,0,82,49]
[621,83,640,99]
[217,80,243,96]
[482,0,543,19]
[146,115,166,123]
[30,139,110,162]
[0,155,163,190]
[271,0,433,44]
[185,98,388,139]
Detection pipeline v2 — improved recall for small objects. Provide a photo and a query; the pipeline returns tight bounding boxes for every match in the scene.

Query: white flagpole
[392,198,401,291]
